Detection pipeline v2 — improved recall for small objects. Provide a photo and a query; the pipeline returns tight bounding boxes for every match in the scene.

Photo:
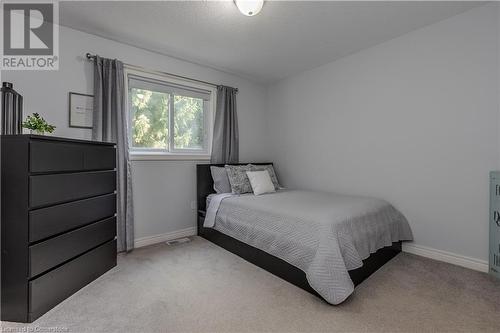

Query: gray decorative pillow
[225,164,254,194]
[250,164,280,190]
[210,166,231,194]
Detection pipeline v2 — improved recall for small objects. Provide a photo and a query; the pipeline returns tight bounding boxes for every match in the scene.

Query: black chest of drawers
[1,135,117,323]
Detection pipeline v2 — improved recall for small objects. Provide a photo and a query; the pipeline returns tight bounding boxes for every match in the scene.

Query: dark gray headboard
[196,163,273,212]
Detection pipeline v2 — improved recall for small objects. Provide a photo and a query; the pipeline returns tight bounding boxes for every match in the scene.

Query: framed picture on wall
[69,92,94,129]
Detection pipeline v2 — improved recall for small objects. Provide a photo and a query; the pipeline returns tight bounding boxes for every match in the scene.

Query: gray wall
[265,5,498,263]
[2,4,498,263]
[2,25,269,241]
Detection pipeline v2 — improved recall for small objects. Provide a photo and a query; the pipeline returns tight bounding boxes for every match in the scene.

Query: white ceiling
[60,1,483,83]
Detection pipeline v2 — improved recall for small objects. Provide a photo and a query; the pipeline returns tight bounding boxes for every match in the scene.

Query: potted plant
[22,113,56,135]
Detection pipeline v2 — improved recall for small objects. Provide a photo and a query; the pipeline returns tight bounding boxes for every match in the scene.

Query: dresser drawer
[30,171,116,208]
[29,217,116,277]
[30,140,115,173]
[30,193,116,242]
[29,239,116,321]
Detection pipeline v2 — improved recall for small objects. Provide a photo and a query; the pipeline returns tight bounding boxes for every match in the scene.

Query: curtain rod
[85,53,238,93]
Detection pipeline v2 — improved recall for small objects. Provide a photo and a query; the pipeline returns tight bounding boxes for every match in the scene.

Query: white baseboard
[134,227,197,248]
[402,243,488,273]
[134,230,489,272]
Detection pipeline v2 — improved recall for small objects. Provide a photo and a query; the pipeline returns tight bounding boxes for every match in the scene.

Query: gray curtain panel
[92,56,134,252]
[211,86,239,164]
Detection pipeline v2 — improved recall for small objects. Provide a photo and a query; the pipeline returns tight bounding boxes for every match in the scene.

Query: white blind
[128,75,211,101]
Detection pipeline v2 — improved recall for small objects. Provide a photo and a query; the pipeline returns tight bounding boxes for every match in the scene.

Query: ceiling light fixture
[234,0,264,17]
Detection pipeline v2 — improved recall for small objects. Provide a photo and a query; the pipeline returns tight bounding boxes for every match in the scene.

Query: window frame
[125,67,216,161]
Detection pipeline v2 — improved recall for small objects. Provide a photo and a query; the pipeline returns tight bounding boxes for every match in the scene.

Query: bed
[196,163,413,304]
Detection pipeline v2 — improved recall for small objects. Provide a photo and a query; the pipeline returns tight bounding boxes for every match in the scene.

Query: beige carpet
[2,236,500,332]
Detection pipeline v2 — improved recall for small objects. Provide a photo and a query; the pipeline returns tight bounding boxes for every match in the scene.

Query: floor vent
[165,237,191,246]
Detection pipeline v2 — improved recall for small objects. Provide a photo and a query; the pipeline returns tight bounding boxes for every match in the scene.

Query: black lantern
[1,82,23,135]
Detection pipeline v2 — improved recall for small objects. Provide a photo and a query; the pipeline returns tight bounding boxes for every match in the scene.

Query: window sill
[129,152,211,161]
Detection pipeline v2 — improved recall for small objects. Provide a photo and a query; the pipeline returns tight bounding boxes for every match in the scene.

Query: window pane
[130,88,169,149]
[173,95,204,150]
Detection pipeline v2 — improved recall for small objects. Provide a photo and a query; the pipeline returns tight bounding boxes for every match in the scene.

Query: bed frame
[196,163,402,302]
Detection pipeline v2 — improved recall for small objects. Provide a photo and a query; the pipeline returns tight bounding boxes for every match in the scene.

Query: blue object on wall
[489,171,500,279]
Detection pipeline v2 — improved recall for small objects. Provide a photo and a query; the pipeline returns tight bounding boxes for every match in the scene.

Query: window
[126,69,214,159]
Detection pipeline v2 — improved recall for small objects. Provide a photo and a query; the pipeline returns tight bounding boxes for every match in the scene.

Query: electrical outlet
[190,201,197,210]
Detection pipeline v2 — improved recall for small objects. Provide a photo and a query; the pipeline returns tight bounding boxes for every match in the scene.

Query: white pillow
[246,170,276,195]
